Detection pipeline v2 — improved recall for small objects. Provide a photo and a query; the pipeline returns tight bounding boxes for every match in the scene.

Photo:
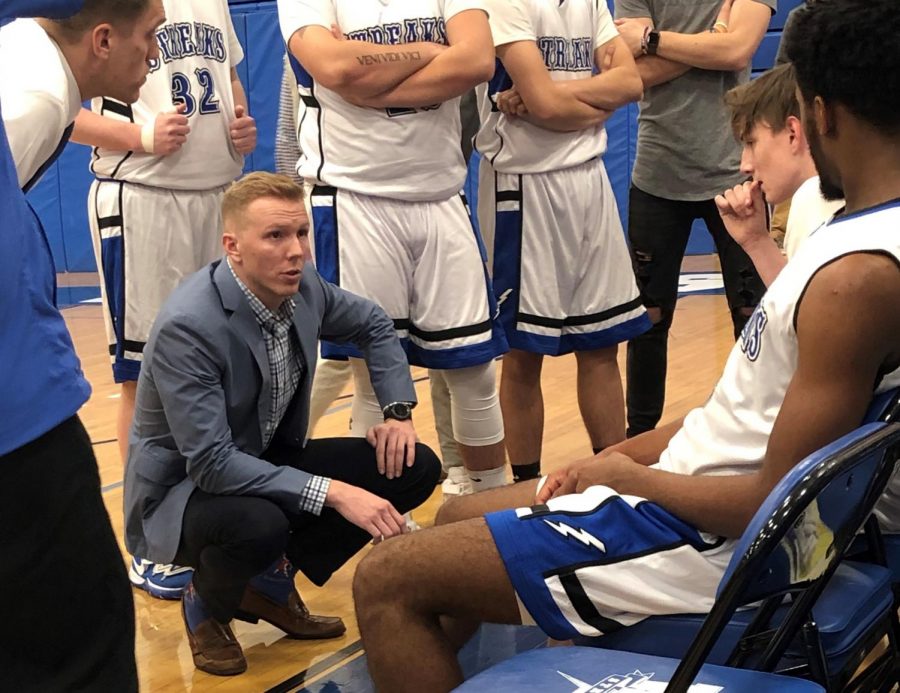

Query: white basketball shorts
[479,157,650,355]
[309,185,508,369]
[89,179,225,382]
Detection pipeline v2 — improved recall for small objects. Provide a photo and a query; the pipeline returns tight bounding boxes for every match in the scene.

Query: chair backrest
[865,386,900,424]
[668,422,900,691]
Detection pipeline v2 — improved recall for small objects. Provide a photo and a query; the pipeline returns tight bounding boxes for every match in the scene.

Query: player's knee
[435,495,474,526]
[575,344,618,364]
[502,350,542,381]
[353,541,406,610]
[441,363,504,447]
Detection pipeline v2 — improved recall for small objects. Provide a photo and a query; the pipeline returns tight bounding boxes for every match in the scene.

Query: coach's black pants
[174,438,441,623]
[0,417,137,693]
[625,186,765,436]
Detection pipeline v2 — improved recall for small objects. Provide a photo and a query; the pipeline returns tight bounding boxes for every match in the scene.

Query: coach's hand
[230,104,257,155]
[152,103,190,156]
[325,480,407,542]
[536,451,640,502]
[715,180,768,250]
[367,419,417,480]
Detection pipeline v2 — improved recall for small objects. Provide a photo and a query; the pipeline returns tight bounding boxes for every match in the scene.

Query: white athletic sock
[466,466,507,492]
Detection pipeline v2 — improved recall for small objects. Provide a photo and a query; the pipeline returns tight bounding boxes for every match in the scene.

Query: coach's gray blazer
[123,259,415,564]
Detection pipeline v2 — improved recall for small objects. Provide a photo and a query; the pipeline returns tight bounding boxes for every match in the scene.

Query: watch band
[382,401,414,421]
[647,30,661,56]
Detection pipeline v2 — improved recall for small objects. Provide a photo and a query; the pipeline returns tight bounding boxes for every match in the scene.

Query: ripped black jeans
[625,185,764,437]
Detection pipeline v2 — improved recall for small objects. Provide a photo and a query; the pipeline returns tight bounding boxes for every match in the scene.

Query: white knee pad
[348,359,384,438]
[440,361,504,447]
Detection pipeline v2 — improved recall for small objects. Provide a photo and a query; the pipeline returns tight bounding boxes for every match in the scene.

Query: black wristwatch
[382,401,414,422]
[647,30,661,56]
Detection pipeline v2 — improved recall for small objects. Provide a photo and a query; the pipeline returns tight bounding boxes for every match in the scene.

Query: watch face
[385,403,412,420]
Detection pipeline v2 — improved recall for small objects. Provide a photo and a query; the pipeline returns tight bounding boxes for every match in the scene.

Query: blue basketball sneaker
[129,557,193,600]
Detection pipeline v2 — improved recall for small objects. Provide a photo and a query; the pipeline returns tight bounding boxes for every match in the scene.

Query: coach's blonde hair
[222,172,305,231]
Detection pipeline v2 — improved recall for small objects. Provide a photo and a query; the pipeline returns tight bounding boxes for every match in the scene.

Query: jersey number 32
[171,68,220,116]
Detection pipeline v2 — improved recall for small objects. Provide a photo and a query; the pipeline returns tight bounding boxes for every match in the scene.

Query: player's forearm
[634,55,692,89]
[70,108,143,152]
[232,74,249,112]
[516,99,610,133]
[289,32,443,99]
[617,465,765,538]
[604,417,684,466]
[559,69,643,111]
[353,43,493,108]
[740,234,787,287]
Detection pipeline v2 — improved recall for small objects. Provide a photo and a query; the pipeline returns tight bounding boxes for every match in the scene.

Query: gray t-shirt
[614,0,777,201]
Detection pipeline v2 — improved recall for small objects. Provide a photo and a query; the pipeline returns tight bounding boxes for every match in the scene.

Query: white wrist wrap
[140,119,156,154]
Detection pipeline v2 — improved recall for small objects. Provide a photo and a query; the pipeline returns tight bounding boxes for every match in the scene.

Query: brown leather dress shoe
[236,585,346,639]
[182,600,247,676]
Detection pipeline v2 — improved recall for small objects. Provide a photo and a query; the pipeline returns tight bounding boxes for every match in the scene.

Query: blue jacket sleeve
[315,271,417,407]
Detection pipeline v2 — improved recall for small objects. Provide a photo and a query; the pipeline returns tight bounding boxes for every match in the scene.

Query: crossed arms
[285,9,493,108]
[615,0,773,89]
[494,34,642,133]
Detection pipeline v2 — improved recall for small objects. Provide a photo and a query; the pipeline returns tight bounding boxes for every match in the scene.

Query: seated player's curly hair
[784,0,900,135]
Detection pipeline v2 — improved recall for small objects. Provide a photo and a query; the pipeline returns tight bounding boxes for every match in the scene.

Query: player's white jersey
[90,0,244,190]
[277,0,483,202]
[654,200,900,529]
[474,0,617,174]
[0,18,81,191]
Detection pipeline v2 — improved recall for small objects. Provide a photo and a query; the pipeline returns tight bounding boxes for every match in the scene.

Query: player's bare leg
[117,380,137,464]
[457,441,506,471]
[355,519,521,693]
[499,349,545,479]
[436,478,539,526]
[575,345,626,452]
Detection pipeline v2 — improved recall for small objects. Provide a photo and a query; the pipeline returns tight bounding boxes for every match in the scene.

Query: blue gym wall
[32,0,803,273]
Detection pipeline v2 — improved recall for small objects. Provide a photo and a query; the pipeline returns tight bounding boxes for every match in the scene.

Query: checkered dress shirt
[228,261,330,514]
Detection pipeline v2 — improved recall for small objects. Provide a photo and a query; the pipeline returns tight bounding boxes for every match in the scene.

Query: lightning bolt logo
[496,288,513,308]
[544,520,606,552]
[558,669,655,692]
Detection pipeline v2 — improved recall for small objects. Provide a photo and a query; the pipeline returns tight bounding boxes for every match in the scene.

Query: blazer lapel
[213,260,271,444]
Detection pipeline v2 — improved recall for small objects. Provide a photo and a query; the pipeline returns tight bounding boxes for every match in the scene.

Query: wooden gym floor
[63,256,735,691]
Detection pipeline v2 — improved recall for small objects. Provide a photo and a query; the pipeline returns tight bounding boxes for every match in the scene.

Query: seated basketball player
[715,62,843,285]
[123,172,441,676]
[353,2,900,690]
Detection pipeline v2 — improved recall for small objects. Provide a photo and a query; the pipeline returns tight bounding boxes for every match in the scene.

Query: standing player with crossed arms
[69,0,257,599]
[475,0,648,485]
[278,0,510,493]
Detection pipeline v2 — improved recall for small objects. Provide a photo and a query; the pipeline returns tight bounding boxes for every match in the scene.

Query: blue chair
[455,422,900,693]
[572,388,900,688]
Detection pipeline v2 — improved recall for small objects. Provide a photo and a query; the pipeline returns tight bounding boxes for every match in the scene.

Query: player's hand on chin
[366,419,417,480]
[230,104,257,155]
[537,451,640,502]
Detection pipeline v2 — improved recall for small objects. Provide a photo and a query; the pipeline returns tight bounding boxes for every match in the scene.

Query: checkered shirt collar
[227,259,296,334]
